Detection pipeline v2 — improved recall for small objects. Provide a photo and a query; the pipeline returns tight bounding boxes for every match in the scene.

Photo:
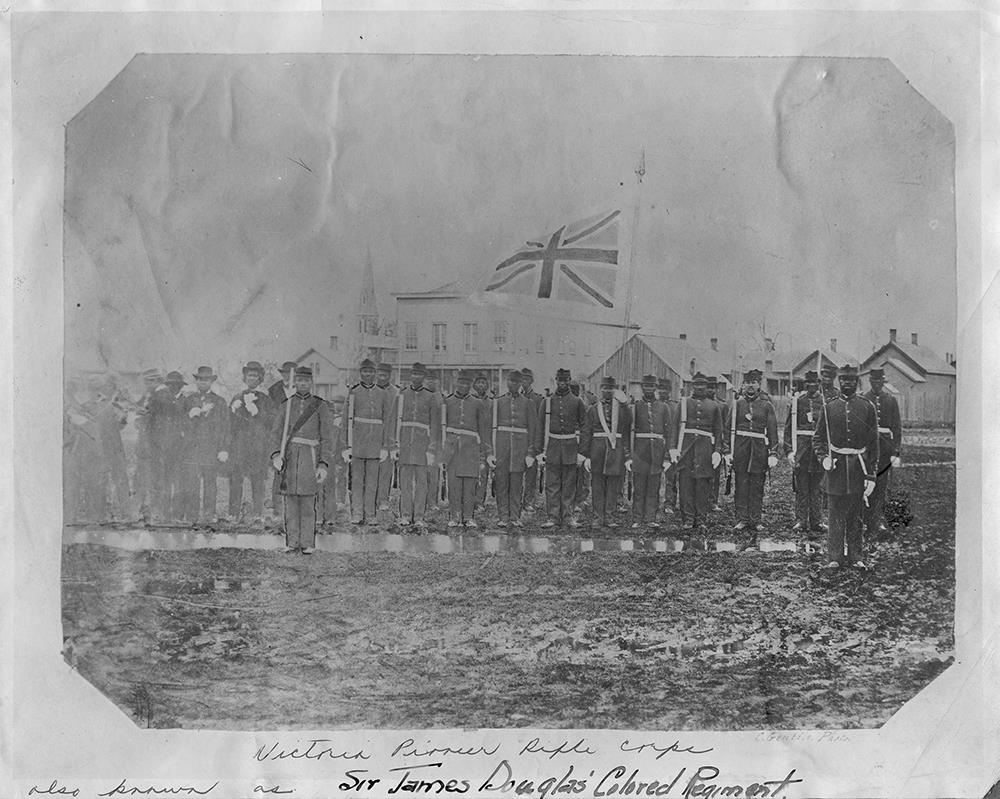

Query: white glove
[822,456,834,471]
[669,448,680,463]
[525,455,534,468]
[768,455,778,469]
[724,454,733,467]
[180,384,197,396]
[625,459,633,473]
[711,452,722,469]
[787,452,795,464]
[576,453,586,466]
[316,466,328,484]
[217,451,229,463]
[230,398,242,411]
[584,458,592,473]
[390,448,400,461]
[487,455,497,469]
[379,448,389,462]
[864,478,876,499]
[341,448,352,463]
[426,452,436,466]
[244,394,258,416]
[203,403,214,414]
[891,455,901,469]
[188,406,202,418]
[272,456,283,471]
[536,453,547,467]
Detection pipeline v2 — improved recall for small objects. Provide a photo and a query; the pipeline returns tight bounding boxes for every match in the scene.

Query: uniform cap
[600,376,616,388]
[457,369,475,382]
[744,369,762,382]
[804,370,819,382]
[242,361,264,375]
[657,377,672,390]
[164,371,186,385]
[279,361,297,374]
[474,371,488,382]
[520,367,534,380]
[376,362,392,373]
[869,368,885,379]
[556,368,572,380]
[706,375,719,387]
[294,365,313,377]
[192,366,217,380]
[359,358,376,370]
[691,372,708,383]
[410,362,428,376]
[839,365,859,377]
[507,370,523,382]
[821,363,838,376]
[641,374,657,386]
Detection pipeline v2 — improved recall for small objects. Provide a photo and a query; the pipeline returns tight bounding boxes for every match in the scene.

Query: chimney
[679,333,687,341]
[830,338,837,353]
[889,328,897,343]
[911,332,918,345]
[710,337,718,351]
[765,359,773,373]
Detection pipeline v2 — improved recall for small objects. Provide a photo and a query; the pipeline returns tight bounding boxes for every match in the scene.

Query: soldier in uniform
[812,364,878,569]
[535,368,586,529]
[442,369,491,527]
[486,370,537,528]
[630,374,673,528]
[783,370,827,535]
[569,381,591,512]
[317,395,344,527]
[228,361,273,523]
[581,376,633,529]
[472,371,494,510]
[375,362,400,517]
[669,373,724,532]
[519,367,545,513]
[267,361,297,520]
[394,362,441,527]
[178,366,230,523]
[862,368,902,539]
[657,378,679,516]
[270,366,333,554]
[342,358,393,526]
[727,369,779,542]
[820,364,839,403]
[706,376,725,512]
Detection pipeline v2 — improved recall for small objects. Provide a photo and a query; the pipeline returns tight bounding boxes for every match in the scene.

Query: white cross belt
[635,433,664,439]
[736,430,767,440]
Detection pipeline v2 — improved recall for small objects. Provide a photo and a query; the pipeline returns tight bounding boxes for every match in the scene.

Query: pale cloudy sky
[63,53,955,371]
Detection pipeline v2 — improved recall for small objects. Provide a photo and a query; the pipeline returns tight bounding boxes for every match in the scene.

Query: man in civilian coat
[669,372,725,532]
[342,358,393,526]
[812,365,879,569]
[487,370,538,528]
[862,368,902,539]
[535,368,587,529]
[178,366,230,523]
[442,369,491,527]
[228,361,273,522]
[630,374,674,528]
[728,368,780,544]
[394,362,441,527]
[270,366,333,553]
[581,375,633,529]
[783,370,827,535]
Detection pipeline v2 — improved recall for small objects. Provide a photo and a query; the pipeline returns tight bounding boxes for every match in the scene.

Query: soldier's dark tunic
[376,382,400,512]
[521,388,546,510]
[268,380,294,516]
[629,397,673,523]
[730,394,779,526]
[536,390,586,524]
[573,390,599,508]
[812,394,879,565]
[784,390,826,531]
[862,388,902,535]
[179,389,230,521]
[442,392,491,523]
[581,398,632,525]
[675,396,725,526]
[318,402,344,524]
[473,389,494,508]
[228,387,273,518]
[491,391,538,523]
[396,384,441,523]
[344,382,394,524]
[660,394,680,510]
[270,392,334,549]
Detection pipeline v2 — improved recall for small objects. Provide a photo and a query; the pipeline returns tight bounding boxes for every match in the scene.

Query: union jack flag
[484,210,621,308]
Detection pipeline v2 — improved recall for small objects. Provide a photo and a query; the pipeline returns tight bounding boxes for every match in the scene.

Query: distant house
[294,348,347,400]
[860,330,955,425]
[789,339,859,383]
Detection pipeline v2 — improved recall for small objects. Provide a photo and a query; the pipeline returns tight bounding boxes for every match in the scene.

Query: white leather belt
[686,429,714,442]
[736,431,766,440]
[796,430,814,437]
[400,421,429,430]
[447,427,480,441]
[354,416,383,424]
[497,425,527,433]
[594,432,621,439]
[831,445,866,455]
[548,432,578,440]
[636,433,664,439]
[878,427,893,437]
[290,437,318,446]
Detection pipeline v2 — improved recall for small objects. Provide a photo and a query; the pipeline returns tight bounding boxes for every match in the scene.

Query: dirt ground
[61,442,954,731]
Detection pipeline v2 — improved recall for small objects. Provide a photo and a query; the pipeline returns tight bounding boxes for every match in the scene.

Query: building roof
[862,341,955,377]
[884,357,926,383]
[592,333,735,387]
[789,348,857,375]
[393,279,473,298]
[294,348,346,374]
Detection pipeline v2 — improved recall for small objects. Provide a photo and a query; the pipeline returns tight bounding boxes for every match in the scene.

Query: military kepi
[745,369,762,382]
[840,364,859,377]
[869,368,885,379]
[600,376,616,388]
[692,372,708,383]
[804,370,819,382]
[507,369,523,382]
[410,362,427,376]
[359,358,376,370]
[641,374,657,386]
[458,369,475,382]
[294,365,313,378]
[556,368,571,380]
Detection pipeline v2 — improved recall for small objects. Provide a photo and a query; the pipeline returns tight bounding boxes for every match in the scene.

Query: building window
[584,338,592,356]
[405,323,418,351]
[329,336,339,350]
[569,337,576,356]
[494,321,509,351]
[311,361,320,377]
[557,334,565,355]
[463,323,479,353]
[536,329,545,354]
[432,323,447,352]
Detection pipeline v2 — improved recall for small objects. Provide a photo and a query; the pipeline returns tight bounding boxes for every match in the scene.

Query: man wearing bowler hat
[270,366,333,554]
[228,361,273,523]
[784,370,827,536]
[534,367,586,528]
[178,366,230,523]
[394,362,441,527]
[343,358,393,525]
[862,367,902,540]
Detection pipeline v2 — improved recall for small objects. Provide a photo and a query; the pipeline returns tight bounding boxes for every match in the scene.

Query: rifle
[277,387,293,493]
[725,395,737,495]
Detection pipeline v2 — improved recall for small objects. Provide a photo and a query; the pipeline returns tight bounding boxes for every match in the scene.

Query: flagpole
[620,149,645,356]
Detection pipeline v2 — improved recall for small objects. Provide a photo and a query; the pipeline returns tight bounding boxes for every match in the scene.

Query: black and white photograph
[6,6,995,799]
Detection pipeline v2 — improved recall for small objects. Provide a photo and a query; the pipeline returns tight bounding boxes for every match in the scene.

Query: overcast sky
[64,53,956,371]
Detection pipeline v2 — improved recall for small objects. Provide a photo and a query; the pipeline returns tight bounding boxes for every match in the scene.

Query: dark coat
[730,394,779,474]
[442,393,491,478]
[491,392,538,473]
[675,396,724,479]
[630,397,673,475]
[536,391,586,465]
[344,383,394,459]
[395,384,441,466]
[783,390,825,473]
[812,394,879,496]
[180,390,230,466]
[581,399,632,476]
[270,392,334,495]
[229,388,274,472]
[863,389,902,471]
